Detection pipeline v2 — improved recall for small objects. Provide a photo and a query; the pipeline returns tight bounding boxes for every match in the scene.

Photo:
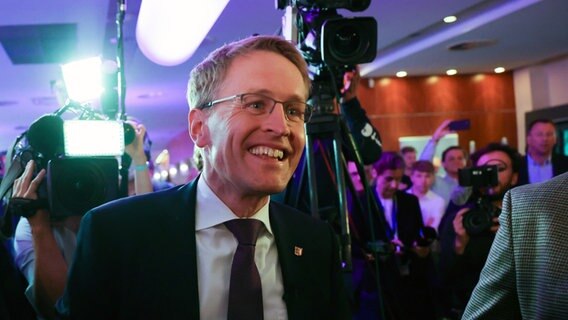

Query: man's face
[527,122,556,156]
[375,169,403,199]
[189,50,307,198]
[476,150,518,197]
[410,170,434,195]
[402,151,416,170]
[442,149,466,175]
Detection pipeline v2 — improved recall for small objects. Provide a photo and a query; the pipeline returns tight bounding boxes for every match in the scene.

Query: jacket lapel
[269,203,304,316]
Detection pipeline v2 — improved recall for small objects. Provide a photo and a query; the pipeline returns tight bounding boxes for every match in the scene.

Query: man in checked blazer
[463,171,568,319]
[56,35,351,319]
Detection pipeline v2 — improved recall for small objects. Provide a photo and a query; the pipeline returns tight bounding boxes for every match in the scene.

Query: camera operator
[11,122,151,319]
[338,68,382,163]
[438,142,521,319]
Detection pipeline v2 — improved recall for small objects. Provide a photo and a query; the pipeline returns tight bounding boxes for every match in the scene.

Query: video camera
[0,100,136,222]
[458,165,501,235]
[277,0,377,113]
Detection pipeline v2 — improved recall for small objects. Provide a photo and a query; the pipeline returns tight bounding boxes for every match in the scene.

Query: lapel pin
[294,246,303,256]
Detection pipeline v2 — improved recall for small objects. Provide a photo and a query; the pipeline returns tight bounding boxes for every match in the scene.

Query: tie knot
[225,219,263,246]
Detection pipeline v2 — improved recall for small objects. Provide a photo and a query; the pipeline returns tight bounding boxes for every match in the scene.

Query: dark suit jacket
[57,178,350,319]
[517,153,568,185]
[350,190,434,319]
[463,172,568,319]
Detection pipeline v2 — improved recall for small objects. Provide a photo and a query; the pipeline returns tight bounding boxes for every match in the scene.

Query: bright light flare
[61,57,103,102]
[63,120,125,157]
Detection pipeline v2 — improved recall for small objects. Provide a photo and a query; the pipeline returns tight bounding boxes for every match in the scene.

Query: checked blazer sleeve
[464,172,568,319]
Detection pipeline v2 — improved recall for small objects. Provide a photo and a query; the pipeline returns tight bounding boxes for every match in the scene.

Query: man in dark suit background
[518,118,568,185]
[54,35,351,319]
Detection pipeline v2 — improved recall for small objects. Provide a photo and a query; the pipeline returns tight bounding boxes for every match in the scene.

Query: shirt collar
[195,177,273,235]
[527,153,552,166]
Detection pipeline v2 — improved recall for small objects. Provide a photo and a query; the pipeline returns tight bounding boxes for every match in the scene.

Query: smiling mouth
[249,146,285,160]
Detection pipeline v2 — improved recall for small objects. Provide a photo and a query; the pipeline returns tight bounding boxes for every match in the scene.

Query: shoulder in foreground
[89,183,190,217]
[512,171,568,196]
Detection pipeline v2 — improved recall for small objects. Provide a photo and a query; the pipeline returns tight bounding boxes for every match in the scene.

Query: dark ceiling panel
[0,23,77,64]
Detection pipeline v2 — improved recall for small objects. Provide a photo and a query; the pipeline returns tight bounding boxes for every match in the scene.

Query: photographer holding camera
[10,121,151,319]
[438,142,521,319]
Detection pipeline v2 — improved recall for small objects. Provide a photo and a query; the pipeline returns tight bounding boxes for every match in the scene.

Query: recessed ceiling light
[494,67,506,73]
[443,16,457,23]
[446,69,458,76]
[396,71,407,78]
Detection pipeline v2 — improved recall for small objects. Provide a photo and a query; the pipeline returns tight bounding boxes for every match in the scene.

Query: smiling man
[56,35,351,319]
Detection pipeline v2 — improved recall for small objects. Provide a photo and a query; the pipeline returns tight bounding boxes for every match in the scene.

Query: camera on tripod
[277,0,377,113]
[458,165,501,235]
[1,101,136,221]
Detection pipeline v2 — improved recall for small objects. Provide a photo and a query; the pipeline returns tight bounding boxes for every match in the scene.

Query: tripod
[281,109,388,319]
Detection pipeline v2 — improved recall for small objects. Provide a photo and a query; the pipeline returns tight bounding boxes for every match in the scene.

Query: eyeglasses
[198,93,313,124]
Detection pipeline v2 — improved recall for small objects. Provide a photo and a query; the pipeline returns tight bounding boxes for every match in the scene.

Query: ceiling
[0,0,567,162]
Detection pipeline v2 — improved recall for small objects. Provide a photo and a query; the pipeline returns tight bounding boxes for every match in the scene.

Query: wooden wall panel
[356,73,517,155]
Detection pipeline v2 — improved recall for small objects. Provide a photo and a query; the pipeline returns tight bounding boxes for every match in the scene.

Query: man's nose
[264,103,290,135]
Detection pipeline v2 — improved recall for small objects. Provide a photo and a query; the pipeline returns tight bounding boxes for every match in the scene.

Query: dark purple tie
[224,219,264,320]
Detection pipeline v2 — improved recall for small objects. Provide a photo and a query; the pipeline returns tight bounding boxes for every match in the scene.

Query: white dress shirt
[195,178,287,320]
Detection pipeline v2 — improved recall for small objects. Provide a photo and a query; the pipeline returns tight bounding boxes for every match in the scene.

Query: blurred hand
[432,119,453,142]
[12,160,50,227]
[13,160,45,200]
[340,69,360,102]
[490,216,500,233]
[125,121,148,165]
[412,241,431,258]
[453,207,471,255]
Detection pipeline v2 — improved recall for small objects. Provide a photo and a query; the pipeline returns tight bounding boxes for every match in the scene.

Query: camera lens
[462,209,493,236]
[330,25,365,60]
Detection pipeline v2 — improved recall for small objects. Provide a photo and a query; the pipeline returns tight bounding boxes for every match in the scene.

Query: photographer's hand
[490,216,500,233]
[125,121,148,165]
[12,160,49,226]
[412,241,431,258]
[125,121,153,195]
[453,208,471,255]
[340,69,360,102]
[13,160,68,318]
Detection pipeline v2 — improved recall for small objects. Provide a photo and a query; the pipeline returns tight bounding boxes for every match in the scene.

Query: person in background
[420,120,468,208]
[518,118,568,185]
[407,160,445,230]
[462,172,568,319]
[399,146,417,191]
[350,152,434,320]
[437,143,520,319]
[10,120,151,319]
[56,35,351,319]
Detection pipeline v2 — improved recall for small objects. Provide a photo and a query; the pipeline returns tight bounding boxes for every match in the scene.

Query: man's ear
[188,109,209,148]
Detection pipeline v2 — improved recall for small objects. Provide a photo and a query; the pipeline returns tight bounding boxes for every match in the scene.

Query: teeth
[249,146,284,160]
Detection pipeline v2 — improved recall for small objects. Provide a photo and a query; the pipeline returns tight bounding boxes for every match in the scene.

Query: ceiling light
[136,0,229,66]
[494,67,506,73]
[396,71,407,78]
[443,16,457,23]
[446,69,458,76]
